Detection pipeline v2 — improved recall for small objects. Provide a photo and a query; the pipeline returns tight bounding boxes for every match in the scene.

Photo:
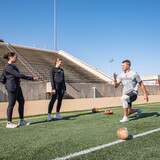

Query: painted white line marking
[53,128,160,160]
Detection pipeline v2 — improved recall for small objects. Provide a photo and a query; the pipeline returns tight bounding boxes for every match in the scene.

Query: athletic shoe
[18,120,30,126]
[47,115,52,121]
[120,117,129,122]
[54,114,63,119]
[137,108,142,118]
[6,122,18,128]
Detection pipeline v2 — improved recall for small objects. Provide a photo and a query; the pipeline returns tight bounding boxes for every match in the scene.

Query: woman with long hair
[47,58,66,120]
[3,52,38,128]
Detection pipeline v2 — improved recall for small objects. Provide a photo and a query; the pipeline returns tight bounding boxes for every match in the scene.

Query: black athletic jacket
[4,63,33,91]
[50,67,66,91]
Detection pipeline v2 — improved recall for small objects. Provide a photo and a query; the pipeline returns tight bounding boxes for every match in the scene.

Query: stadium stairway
[8,44,82,98]
[0,43,33,76]
[7,44,46,80]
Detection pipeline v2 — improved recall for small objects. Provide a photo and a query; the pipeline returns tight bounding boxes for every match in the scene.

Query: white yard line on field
[53,128,160,160]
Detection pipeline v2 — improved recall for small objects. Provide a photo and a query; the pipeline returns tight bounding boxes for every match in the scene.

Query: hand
[52,89,56,94]
[33,77,39,81]
[144,95,149,102]
[113,73,118,81]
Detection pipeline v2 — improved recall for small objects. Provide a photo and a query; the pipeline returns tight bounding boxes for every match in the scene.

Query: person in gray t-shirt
[114,60,149,122]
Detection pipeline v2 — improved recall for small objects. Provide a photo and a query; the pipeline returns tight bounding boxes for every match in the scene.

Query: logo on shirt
[121,77,132,81]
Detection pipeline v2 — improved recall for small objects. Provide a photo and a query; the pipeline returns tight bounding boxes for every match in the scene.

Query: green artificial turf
[0,102,159,160]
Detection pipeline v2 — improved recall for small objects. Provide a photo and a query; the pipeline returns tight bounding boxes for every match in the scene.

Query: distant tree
[0,39,4,43]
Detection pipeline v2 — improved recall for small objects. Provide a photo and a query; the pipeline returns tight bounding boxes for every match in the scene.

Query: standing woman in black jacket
[3,52,38,128]
[47,58,66,121]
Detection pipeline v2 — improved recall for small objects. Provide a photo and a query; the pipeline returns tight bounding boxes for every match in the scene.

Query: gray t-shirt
[117,70,142,95]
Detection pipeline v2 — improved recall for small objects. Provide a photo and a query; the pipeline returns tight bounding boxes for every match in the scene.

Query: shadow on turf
[63,111,104,120]
[127,135,133,140]
[30,111,103,125]
[129,112,159,121]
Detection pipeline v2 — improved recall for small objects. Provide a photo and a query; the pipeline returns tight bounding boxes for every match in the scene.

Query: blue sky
[1,0,160,77]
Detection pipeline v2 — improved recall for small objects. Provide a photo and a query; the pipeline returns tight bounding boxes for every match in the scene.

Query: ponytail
[3,52,16,61]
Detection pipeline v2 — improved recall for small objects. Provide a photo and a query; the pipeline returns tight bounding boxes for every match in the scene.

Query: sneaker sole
[18,123,30,126]
[54,117,63,119]
[120,120,129,122]
[6,126,18,128]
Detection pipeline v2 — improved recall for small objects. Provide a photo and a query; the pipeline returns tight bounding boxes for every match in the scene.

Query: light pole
[54,0,57,51]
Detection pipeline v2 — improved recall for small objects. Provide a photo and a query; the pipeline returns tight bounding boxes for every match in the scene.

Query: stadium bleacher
[0,43,34,77]
[0,43,112,83]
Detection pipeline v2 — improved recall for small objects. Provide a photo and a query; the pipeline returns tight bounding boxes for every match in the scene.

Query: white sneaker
[18,120,30,126]
[47,115,52,121]
[54,114,63,119]
[120,117,129,122]
[137,108,142,118]
[6,122,18,128]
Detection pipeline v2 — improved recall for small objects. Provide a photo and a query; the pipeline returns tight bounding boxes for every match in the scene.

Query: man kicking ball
[114,60,149,122]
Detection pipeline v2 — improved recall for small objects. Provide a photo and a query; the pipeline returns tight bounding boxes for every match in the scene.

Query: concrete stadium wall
[47,82,160,99]
[69,83,122,98]
[0,95,160,119]
[0,81,47,102]
[0,82,160,102]
[67,83,160,98]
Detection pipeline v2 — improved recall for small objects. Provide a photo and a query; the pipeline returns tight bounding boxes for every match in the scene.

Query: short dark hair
[122,60,131,67]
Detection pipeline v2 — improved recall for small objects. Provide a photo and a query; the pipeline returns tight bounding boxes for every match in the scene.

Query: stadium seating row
[0,43,109,83]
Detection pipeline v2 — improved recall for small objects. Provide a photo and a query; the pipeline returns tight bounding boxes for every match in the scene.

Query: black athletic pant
[7,86,25,121]
[48,89,64,113]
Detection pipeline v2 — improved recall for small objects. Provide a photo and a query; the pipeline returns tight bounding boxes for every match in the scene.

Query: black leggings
[48,89,64,113]
[7,86,25,121]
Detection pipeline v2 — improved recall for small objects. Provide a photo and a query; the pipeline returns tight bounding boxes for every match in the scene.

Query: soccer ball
[104,110,113,115]
[117,128,130,140]
[92,108,98,113]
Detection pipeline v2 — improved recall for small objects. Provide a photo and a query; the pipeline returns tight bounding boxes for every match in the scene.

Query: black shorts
[126,91,138,108]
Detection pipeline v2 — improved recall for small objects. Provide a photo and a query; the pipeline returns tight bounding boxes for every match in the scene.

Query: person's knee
[121,95,129,102]
[121,95,130,108]
[19,99,25,106]
[9,101,16,108]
